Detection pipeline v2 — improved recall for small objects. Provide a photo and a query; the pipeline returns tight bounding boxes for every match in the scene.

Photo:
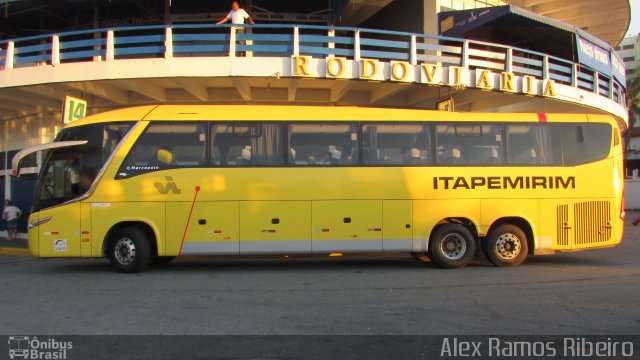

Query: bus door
[33,155,85,257]
[382,200,413,252]
[239,201,311,254]
[312,200,383,253]
[12,141,90,257]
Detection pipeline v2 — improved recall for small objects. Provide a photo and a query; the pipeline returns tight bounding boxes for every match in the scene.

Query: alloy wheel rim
[495,233,521,260]
[114,238,136,265]
[440,233,467,260]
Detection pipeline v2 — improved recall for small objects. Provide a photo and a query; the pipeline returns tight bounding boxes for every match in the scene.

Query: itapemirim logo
[154,176,182,195]
[8,336,72,360]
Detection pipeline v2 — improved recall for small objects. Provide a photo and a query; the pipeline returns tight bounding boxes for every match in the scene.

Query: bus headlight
[28,216,52,230]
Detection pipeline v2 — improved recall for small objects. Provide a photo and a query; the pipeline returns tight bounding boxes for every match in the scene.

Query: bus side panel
[539,199,571,251]
[27,213,39,257]
[480,198,538,238]
[412,199,481,253]
[169,201,240,256]
[239,201,311,254]
[36,203,81,257]
[571,198,618,250]
[80,203,92,257]
[311,200,382,253]
[382,200,413,252]
[540,198,619,251]
[90,202,165,257]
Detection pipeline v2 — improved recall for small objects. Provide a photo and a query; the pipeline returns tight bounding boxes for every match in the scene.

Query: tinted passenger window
[506,124,557,165]
[118,123,207,178]
[288,124,358,165]
[436,124,503,165]
[362,124,431,165]
[560,123,611,166]
[211,124,284,166]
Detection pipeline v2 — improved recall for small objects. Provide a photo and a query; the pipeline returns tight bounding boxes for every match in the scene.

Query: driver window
[41,157,82,200]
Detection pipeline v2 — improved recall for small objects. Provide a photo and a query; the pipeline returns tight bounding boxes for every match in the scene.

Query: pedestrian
[216,1,255,57]
[216,1,255,27]
[3,200,22,241]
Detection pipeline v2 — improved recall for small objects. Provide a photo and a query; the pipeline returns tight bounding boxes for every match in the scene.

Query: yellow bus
[13,105,625,272]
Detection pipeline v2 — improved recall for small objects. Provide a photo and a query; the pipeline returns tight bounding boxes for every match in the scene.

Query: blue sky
[627,0,639,36]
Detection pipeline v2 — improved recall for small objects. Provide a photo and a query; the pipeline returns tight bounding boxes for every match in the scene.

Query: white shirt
[227,9,250,24]
[3,205,21,221]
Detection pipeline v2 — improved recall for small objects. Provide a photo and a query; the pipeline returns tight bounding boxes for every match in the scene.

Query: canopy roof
[438,5,613,62]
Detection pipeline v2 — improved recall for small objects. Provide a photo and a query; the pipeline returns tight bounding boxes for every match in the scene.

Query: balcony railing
[0,23,628,109]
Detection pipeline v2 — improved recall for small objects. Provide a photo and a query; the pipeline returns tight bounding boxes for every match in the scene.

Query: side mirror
[11,140,87,177]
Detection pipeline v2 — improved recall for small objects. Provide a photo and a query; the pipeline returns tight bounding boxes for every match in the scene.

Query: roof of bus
[66,105,617,128]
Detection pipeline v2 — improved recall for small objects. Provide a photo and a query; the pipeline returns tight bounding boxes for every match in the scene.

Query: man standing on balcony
[216,1,255,27]
[216,1,254,56]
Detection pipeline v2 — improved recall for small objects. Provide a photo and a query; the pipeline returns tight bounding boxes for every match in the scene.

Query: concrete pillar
[422,0,440,66]
[423,0,439,36]
[164,0,172,25]
[93,6,102,61]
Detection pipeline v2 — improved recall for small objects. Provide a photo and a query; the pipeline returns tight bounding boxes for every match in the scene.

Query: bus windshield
[33,122,134,211]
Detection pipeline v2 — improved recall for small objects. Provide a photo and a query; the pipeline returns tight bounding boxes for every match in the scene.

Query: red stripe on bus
[178,186,201,256]
[537,113,547,122]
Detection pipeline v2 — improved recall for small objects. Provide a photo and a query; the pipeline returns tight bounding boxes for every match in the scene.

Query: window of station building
[440,0,502,11]
[362,123,431,165]
[435,123,503,165]
[622,44,635,50]
[623,56,635,62]
[506,124,558,165]
[211,124,284,166]
[559,123,612,166]
[118,123,207,177]
[288,123,358,166]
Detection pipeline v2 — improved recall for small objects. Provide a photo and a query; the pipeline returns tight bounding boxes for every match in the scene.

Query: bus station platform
[0,236,30,256]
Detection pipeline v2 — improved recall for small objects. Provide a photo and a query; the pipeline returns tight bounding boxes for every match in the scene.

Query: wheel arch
[486,217,535,255]
[102,221,159,258]
[428,217,480,251]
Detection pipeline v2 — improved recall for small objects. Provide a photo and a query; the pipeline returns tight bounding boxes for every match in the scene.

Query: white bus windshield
[33,122,133,211]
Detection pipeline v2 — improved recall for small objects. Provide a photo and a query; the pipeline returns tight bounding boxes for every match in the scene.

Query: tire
[150,256,175,265]
[484,224,529,267]
[107,227,151,273]
[428,224,476,269]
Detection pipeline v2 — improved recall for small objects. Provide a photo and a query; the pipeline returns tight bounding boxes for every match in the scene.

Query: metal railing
[0,23,627,108]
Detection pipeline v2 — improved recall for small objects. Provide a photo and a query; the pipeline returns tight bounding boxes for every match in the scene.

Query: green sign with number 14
[62,96,87,124]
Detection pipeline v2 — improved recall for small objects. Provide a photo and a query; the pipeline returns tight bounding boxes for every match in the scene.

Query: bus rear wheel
[428,224,476,269]
[108,227,151,273]
[484,224,528,267]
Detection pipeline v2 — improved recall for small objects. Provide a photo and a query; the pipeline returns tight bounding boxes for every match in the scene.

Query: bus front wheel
[484,224,528,267]
[108,227,151,273]
[428,224,476,269]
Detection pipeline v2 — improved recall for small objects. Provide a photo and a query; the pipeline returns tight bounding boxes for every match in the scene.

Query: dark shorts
[6,219,17,231]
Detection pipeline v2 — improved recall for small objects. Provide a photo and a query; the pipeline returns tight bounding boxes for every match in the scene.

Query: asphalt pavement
[0,215,639,336]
